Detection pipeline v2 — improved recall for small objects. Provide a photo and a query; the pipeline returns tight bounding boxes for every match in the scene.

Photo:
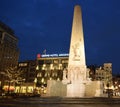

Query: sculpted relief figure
[72,41,81,61]
[69,66,85,83]
[63,68,68,80]
[68,67,74,82]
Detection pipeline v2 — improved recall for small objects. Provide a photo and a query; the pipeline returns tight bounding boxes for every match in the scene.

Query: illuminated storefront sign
[41,53,69,58]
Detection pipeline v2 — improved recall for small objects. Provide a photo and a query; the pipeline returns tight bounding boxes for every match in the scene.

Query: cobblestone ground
[0,103,120,107]
[0,97,120,107]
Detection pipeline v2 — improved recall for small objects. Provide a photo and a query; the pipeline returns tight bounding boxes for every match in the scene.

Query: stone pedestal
[85,81,105,97]
[47,80,67,97]
[67,81,85,97]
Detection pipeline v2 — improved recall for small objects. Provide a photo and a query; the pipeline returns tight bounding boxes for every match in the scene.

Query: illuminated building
[95,63,113,86]
[36,53,68,87]
[18,60,36,82]
[0,21,19,88]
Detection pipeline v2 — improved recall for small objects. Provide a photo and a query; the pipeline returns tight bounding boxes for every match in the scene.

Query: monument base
[85,81,106,97]
[67,81,85,97]
[47,80,67,97]
[46,80,106,97]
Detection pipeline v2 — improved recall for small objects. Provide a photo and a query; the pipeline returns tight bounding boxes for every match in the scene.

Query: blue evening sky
[0,0,120,74]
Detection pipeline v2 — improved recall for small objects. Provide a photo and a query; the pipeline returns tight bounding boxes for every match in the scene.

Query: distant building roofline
[0,20,14,35]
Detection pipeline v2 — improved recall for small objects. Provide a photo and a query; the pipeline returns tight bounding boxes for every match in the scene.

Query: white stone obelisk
[67,5,87,97]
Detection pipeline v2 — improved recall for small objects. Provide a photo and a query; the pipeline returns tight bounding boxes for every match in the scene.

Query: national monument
[47,5,105,97]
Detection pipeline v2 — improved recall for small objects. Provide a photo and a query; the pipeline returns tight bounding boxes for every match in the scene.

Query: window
[19,63,27,67]
[45,60,52,64]
[38,60,44,65]
[54,60,58,64]
[62,59,68,64]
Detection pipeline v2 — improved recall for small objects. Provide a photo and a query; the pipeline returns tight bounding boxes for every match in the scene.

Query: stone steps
[15,97,120,104]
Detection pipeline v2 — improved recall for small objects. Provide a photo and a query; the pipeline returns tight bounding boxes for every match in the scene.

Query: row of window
[4,33,17,46]
[38,59,68,64]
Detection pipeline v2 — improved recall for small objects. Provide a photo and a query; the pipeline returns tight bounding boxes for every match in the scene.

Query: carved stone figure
[72,42,81,60]
[63,68,68,80]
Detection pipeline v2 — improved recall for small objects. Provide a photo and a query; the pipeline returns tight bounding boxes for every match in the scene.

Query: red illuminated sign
[37,54,41,58]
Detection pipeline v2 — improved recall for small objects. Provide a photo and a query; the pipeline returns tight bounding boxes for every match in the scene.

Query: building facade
[95,63,112,86]
[0,21,19,71]
[36,53,68,87]
[18,60,36,83]
[0,21,19,89]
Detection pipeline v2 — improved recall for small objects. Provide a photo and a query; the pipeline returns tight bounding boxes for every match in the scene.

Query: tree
[3,66,24,93]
